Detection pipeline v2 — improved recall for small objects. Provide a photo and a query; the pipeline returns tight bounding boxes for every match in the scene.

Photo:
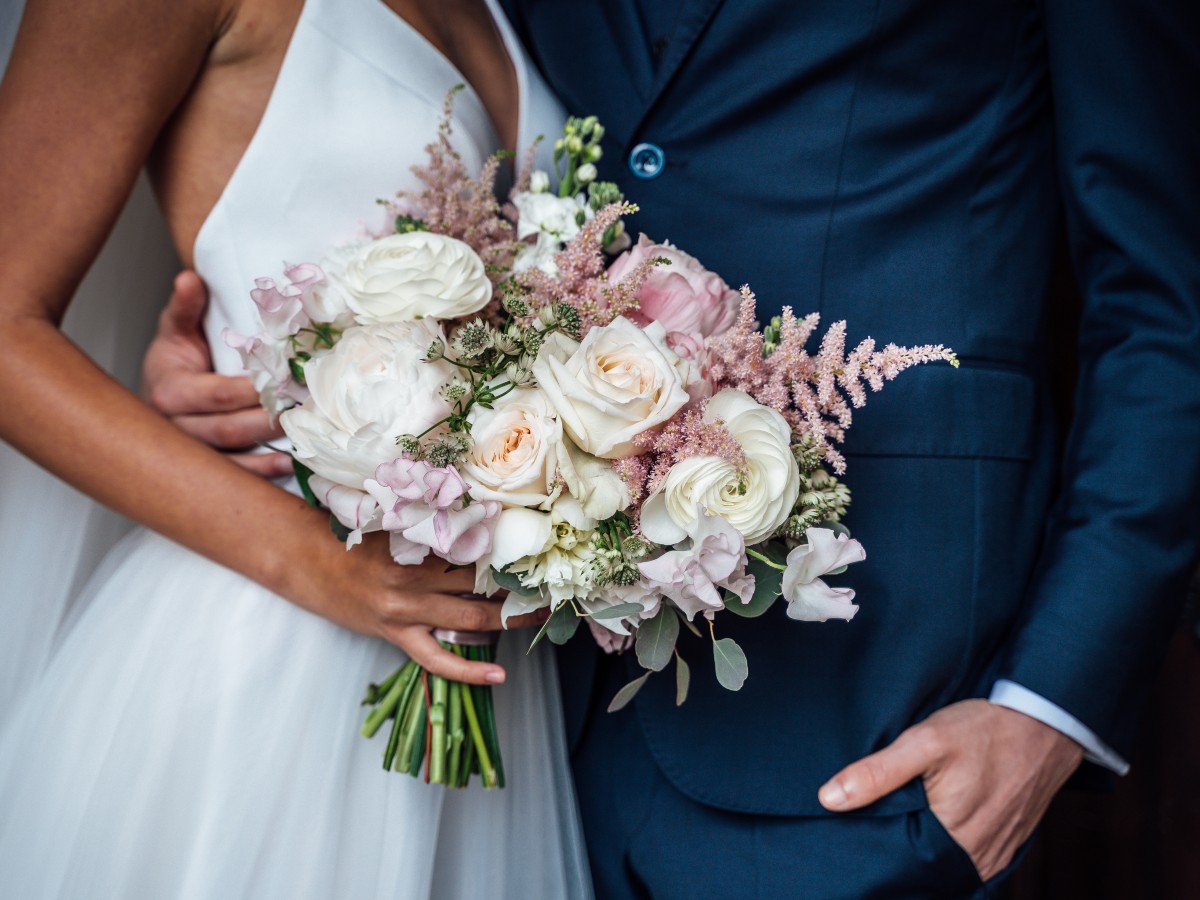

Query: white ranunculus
[280,320,455,487]
[460,387,563,510]
[329,232,492,325]
[640,389,800,546]
[532,317,690,459]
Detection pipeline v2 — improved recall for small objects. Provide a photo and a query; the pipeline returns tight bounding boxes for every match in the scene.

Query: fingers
[173,407,283,449]
[819,726,940,811]
[395,627,506,685]
[505,608,552,630]
[159,270,208,337]
[151,372,264,417]
[228,450,295,478]
[417,594,507,632]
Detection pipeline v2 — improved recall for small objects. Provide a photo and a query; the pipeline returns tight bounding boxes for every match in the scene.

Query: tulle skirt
[0,528,592,899]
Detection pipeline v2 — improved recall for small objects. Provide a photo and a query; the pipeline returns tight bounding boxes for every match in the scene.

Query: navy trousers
[572,658,1026,900]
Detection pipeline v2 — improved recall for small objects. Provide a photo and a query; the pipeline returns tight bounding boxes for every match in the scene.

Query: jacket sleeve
[995,0,1200,758]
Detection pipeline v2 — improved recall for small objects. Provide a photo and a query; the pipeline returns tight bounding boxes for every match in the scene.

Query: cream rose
[639,390,800,545]
[460,387,563,509]
[280,320,455,487]
[532,317,690,459]
[330,232,492,324]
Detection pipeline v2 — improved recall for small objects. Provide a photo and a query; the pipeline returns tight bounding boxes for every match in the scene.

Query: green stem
[447,666,464,786]
[746,548,787,571]
[459,680,498,788]
[429,674,448,785]
[396,677,427,773]
[362,660,419,738]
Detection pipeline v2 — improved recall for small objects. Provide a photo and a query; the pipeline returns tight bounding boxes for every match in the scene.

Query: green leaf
[547,605,581,645]
[288,357,307,385]
[490,566,539,597]
[725,553,784,618]
[606,671,651,713]
[293,460,318,508]
[590,602,644,620]
[819,520,851,538]
[526,601,562,653]
[329,515,352,543]
[713,637,749,691]
[675,652,691,706]
[635,607,679,673]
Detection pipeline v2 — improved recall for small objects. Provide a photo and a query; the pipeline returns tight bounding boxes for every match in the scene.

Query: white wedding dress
[0,1,592,897]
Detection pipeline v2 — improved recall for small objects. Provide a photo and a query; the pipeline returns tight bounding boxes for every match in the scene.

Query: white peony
[328,232,492,325]
[280,320,456,488]
[640,389,800,546]
[532,317,690,459]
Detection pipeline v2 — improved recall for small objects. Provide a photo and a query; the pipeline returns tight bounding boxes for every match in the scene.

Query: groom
[145,0,1200,895]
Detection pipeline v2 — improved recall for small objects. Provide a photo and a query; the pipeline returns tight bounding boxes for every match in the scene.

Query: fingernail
[819,780,848,809]
[485,670,506,685]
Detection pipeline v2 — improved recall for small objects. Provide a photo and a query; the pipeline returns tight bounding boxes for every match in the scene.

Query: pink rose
[606,234,740,339]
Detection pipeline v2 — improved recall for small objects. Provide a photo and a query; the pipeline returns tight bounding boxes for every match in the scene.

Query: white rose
[532,317,690,459]
[330,232,492,325]
[512,191,591,242]
[640,389,800,546]
[554,438,630,520]
[280,320,455,487]
[460,387,564,509]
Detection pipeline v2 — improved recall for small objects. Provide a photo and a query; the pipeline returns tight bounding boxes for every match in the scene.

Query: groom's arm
[822,0,1200,879]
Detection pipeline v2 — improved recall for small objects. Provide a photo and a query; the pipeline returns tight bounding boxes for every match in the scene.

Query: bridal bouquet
[228,95,955,788]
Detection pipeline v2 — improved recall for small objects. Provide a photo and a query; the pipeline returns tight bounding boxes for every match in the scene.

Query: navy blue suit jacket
[506,0,1200,816]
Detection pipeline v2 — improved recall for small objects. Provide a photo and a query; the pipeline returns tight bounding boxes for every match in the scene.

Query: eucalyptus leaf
[490,567,539,597]
[590,602,645,620]
[819,520,851,538]
[526,603,561,653]
[635,608,679,673]
[724,555,784,618]
[329,515,352,543]
[713,637,749,691]
[675,653,691,706]
[606,671,651,713]
[547,605,582,645]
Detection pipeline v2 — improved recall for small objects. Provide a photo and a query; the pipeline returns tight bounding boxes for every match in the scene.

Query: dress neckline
[192,0,527,266]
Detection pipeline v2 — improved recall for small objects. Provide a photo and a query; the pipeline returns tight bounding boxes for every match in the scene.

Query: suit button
[629,142,666,179]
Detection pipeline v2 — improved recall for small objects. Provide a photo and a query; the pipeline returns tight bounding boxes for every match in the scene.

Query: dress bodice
[196,0,565,376]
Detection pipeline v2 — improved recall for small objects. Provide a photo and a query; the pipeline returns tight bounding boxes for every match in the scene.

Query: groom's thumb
[819,727,935,811]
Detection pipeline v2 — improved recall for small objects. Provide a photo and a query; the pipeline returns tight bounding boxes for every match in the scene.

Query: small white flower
[529,170,551,194]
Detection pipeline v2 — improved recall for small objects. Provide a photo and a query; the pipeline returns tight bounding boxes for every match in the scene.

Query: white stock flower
[640,390,801,546]
[280,320,455,487]
[529,171,551,194]
[512,191,591,243]
[330,232,492,324]
[782,527,865,621]
[512,233,561,276]
[532,317,690,459]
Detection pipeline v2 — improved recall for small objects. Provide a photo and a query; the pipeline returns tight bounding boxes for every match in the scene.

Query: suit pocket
[908,804,984,895]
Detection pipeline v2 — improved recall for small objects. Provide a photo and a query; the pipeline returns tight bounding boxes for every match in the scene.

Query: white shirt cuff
[988,679,1130,775]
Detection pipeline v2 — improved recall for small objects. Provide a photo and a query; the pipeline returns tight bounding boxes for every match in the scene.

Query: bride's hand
[141,271,293,478]
[294,528,545,686]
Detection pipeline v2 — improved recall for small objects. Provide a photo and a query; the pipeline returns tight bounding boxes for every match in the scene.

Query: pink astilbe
[705,289,956,473]
[617,401,749,517]
[389,88,519,282]
[516,202,646,331]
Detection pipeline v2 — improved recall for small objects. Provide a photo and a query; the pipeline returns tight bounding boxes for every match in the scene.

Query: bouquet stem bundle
[361,642,505,788]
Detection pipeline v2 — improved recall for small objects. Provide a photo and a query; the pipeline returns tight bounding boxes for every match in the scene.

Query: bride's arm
[0,0,515,684]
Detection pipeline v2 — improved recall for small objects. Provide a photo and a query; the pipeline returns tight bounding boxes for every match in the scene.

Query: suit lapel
[635,0,726,127]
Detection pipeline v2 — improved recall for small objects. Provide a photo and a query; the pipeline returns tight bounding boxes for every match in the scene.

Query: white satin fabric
[0,1,592,897]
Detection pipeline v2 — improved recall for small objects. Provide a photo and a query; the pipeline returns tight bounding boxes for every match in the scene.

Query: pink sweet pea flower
[782,527,866,622]
[368,459,499,566]
[638,512,755,621]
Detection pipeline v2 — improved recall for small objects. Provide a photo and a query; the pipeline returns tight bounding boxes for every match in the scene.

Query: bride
[0,0,591,897]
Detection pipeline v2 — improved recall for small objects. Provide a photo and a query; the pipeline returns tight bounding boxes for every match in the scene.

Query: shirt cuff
[988,679,1130,775]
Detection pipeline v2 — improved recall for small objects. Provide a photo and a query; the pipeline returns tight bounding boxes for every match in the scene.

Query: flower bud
[566,135,584,155]
[576,163,598,184]
[585,145,603,163]
[529,170,550,194]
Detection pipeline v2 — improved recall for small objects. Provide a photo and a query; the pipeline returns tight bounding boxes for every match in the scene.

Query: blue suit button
[629,142,666,179]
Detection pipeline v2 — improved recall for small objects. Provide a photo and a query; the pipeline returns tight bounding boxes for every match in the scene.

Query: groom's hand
[818,699,1083,880]
[142,271,292,477]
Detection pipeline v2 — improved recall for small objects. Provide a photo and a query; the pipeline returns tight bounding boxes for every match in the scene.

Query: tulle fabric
[0,530,591,899]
